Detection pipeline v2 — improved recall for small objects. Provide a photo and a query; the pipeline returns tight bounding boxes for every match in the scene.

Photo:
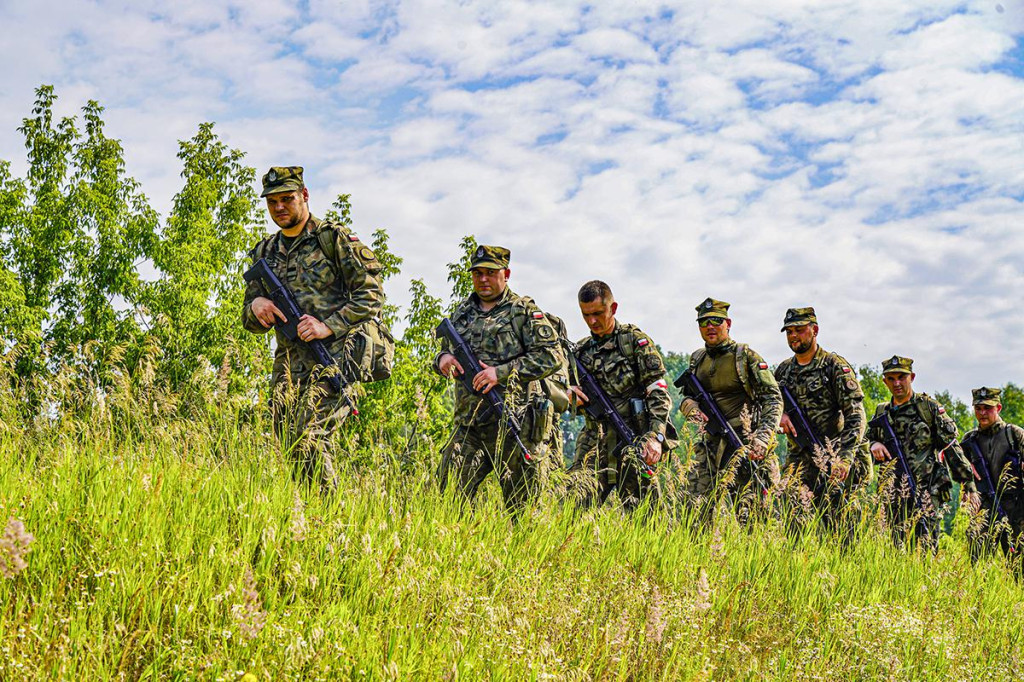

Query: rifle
[674,369,767,492]
[963,438,1016,552]
[780,385,843,494]
[243,258,357,414]
[868,412,927,516]
[435,318,533,463]
[571,348,655,479]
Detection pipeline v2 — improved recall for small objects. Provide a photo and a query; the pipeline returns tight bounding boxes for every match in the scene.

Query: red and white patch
[842,366,852,374]
[532,312,545,319]
[646,379,668,394]
[348,234,359,241]
[637,338,650,347]
[758,362,769,370]
[938,406,946,414]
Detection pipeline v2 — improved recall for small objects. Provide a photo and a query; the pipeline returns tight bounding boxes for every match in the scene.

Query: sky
[0,0,1022,399]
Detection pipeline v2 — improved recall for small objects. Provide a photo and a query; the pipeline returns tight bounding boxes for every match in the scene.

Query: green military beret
[882,355,914,375]
[780,306,817,331]
[972,386,1002,407]
[696,297,730,320]
[261,166,304,197]
[469,245,510,270]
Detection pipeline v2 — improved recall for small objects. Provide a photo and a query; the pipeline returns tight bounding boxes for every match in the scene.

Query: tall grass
[2,368,1023,680]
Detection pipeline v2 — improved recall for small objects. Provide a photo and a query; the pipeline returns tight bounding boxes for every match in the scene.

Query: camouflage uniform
[682,299,783,511]
[961,387,1024,563]
[568,321,674,510]
[435,246,561,514]
[541,313,572,466]
[867,356,976,550]
[242,167,385,494]
[775,309,870,530]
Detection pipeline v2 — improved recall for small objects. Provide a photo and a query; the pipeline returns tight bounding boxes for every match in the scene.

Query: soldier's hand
[870,442,891,462]
[748,439,767,461]
[297,314,333,341]
[472,361,499,394]
[438,353,464,378]
[642,437,662,466]
[569,386,589,407]
[251,296,287,329]
[779,414,797,438]
[688,410,709,425]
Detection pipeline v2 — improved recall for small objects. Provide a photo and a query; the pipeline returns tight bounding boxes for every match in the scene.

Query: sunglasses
[698,318,725,328]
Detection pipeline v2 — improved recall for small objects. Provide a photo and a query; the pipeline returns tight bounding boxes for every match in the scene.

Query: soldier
[775,307,870,532]
[242,166,389,495]
[867,356,978,550]
[566,280,675,510]
[679,298,782,516]
[961,387,1024,564]
[434,246,561,514]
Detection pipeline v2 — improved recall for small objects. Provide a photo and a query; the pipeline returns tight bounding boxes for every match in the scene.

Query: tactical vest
[689,343,758,402]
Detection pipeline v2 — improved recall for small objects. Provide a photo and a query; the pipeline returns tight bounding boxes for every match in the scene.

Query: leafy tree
[446,235,477,309]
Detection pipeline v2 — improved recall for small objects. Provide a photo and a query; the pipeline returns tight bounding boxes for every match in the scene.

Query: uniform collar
[978,419,1005,435]
[469,285,513,311]
[589,319,622,343]
[706,338,736,357]
[794,345,827,368]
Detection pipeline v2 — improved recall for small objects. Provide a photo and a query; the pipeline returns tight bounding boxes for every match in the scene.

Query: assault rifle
[571,348,655,479]
[963,438,1016,552]
[674,369,768,492]
[243,258,357,413]
[868,412,926,516]
[435,318,533,463]
[780,385,843,494]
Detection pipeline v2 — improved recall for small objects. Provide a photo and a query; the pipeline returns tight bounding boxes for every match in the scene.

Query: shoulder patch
[845,378,858,390]
[938,406,946,415]
[638,338,650,347]
[532,311,545,319]
[758,361,769,370]
[348,234,359,241]
[842,366,852,374]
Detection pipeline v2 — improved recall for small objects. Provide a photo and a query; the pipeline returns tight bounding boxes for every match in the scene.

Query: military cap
[261,166,304,197]
[469,245,510,270]
[881,355,914,375]
[780,307,817,331]
[695,297,730,320]
[972,387,1002,407]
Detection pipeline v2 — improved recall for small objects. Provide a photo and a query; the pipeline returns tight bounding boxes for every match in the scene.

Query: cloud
[0,0,1021,398]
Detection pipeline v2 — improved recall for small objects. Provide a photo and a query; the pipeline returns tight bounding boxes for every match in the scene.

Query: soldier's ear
[610,301,618,316]
[997,404,1003,414]
[301,187,309,203]
[503,268,511,280]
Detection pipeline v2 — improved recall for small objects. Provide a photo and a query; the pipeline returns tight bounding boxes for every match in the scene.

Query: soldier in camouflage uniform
[961,387,1024,565]
[566,281,675,511]
[242,167,387,494]
[867,356,978,550]
[680,298,782,516]
[434,246,561,514]
[540,313,572,466]
[775,307,870,533]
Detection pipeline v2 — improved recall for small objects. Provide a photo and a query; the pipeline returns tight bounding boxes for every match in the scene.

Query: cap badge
[268,170,277,182]
[475,246,484,258]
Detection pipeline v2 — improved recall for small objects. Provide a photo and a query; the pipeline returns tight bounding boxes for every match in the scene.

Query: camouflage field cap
[780,307,817,331]
[261,166,304,197]
[469,245,510,270]
[696,297,730,320]
[882,355,914,375]
[972,387,1002,407]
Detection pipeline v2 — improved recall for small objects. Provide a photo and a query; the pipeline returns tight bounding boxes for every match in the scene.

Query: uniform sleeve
[493,300,560,385]
[745,349,783,447]
[830,356,867,466]
[322,230,386,338]
[241,246,273,334]
[634,331,672,438]
[932,400,975,490]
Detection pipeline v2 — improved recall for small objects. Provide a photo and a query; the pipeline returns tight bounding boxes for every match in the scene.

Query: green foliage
[933,390,973,436]
[445,234,477,309]
[858,364,889,419]
[140,121,267,392]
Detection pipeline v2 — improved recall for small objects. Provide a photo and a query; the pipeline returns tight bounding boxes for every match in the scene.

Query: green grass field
[2,398,1023,681]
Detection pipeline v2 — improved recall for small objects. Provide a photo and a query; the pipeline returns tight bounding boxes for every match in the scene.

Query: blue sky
[0,0,1022,398]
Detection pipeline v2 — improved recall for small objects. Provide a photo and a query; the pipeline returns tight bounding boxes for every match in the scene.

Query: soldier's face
[785,324,818,354]
[883,372,914,402]
[579,298,617,337]
[265,188,310,230]
[974,403,1002,429]
[471,267,509,301]
[699,318,731,345]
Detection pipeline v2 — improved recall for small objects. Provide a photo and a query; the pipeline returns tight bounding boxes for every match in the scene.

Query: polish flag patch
[758,362,769,370]
[348,234,360,241]
[938,406,946,414]
[532,312,545,319]
[842,366,852,374]
[637,338,649,347]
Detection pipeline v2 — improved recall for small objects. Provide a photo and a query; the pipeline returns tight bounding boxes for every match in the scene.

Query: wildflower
[231,567,267,640]
[0,518,34,579]
[695,567,713,612]
[290,491,307,542]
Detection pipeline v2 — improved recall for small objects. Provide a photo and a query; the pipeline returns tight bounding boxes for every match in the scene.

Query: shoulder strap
[735,343,756,401]
[315,223,344,277]
[689,348,707,372]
